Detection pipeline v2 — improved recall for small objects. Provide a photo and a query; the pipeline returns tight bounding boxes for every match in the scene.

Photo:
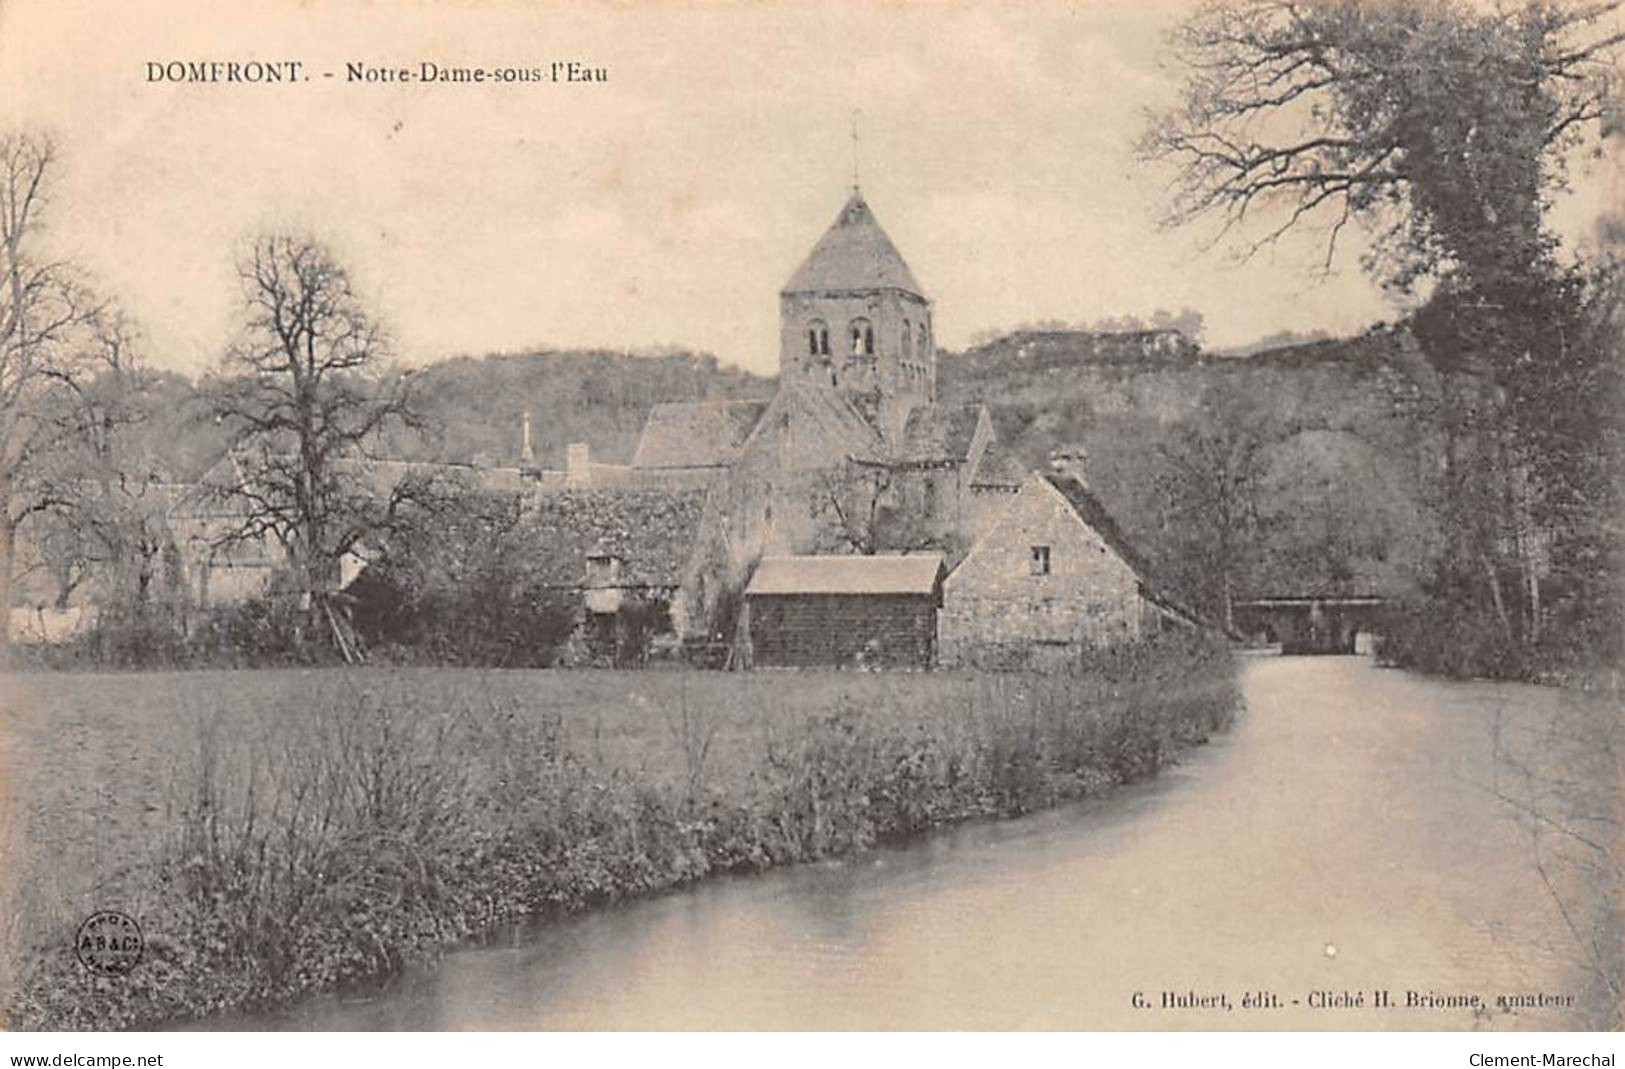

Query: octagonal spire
[781,190,925,298]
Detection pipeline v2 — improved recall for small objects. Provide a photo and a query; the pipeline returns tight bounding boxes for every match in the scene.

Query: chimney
[566,441,591,488]
[1049,444,1088,487]
[520,410,535,467]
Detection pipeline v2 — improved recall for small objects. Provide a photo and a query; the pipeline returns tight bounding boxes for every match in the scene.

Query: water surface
[205,657,1602,1030]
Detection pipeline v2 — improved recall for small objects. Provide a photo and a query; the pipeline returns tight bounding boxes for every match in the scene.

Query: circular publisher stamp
[75,910,143,976]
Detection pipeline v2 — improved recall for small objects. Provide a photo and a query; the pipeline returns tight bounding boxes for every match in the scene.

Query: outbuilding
[743,553,945,668]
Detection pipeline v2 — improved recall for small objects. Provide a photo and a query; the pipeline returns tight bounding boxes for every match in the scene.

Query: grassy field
[0,667,990,928]
[0,646,1237,1028]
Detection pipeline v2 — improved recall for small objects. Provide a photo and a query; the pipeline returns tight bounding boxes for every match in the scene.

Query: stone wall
[940,476,1145,666]
[780,289,934,438]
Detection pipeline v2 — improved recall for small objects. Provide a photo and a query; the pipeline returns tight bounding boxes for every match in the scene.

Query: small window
[849,317,874,356]
[807,318,830,356]
[1030,545,1051,575]
[902,319,913,358]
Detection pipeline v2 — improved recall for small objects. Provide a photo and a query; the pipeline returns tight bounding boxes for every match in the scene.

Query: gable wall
[941,478,1145,665]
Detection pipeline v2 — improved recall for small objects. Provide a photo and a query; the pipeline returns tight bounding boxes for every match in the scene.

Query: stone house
[939,468,1191,668]
[515,487,708,663]
[168,451,530,608]
[166,451,285,608]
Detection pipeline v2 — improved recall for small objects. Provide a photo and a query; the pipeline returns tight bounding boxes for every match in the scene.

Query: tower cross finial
[851,109,861,191]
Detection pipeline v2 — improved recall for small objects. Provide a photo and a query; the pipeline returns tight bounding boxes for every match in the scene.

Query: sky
[0,0,1617,377]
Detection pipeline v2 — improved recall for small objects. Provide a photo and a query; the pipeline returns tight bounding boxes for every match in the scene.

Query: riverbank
[0,635,1237,1030]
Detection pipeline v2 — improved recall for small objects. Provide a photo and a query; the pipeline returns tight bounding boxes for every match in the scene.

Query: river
[203,656,1611,1030]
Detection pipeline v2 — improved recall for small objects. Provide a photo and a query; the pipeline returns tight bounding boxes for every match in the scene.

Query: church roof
[898,404,984,463]
[736,380,887,469]
[969,440,1026,489]
[781,190,925,297]
[631,400,768,470]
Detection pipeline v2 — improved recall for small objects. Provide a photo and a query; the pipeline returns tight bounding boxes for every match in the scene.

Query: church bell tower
[779,188,934,442]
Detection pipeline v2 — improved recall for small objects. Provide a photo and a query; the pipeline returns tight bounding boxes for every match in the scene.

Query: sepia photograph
[0,0,1620,1050]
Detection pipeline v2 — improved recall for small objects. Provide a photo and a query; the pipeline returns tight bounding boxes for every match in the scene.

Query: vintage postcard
[0,0,1619,1050]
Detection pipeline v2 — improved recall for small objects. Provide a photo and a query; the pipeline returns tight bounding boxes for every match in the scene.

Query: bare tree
[0,131,102,651]
[809,462,894,555]
[808,461,943,557]
[200,233,426,646]
[43,310,177,614]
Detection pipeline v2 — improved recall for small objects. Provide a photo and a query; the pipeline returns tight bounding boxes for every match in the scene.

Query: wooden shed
[743,554,945,668]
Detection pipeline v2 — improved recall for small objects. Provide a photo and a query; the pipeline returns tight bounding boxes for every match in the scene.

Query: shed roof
[782,191,925,297]
[746,553,945,596]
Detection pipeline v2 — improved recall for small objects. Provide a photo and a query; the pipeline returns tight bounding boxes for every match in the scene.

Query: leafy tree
[1148,377,1277,631]
[1142,0,1623,670]
[1141,0,1620,291]
[348,483,582,666]
[1253,427,1441,599]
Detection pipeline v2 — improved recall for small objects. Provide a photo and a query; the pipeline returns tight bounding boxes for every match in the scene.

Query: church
[456,181,1181,667]
[626,187,1025,655]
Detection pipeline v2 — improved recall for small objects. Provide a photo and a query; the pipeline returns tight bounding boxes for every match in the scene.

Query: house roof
[898,404,983,463]
[746,553,945,596]
[520,487,707,589]
[349,458,531,497]
[169,449,537,526]
[781,190,925,297]
[1041,472,1155,582]
[168,452,255,520]
[631,400,768,470]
